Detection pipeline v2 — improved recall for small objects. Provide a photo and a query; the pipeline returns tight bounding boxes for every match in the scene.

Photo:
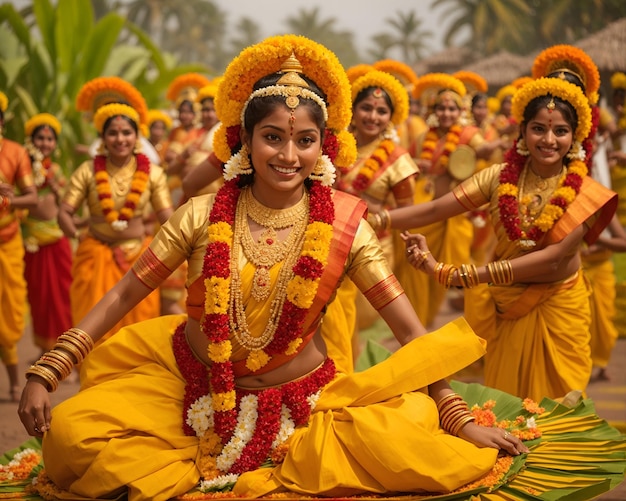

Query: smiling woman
[56,77,174,342]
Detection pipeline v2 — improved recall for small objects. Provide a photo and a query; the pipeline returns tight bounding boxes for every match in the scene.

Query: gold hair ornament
[25,113,62,137]
[240,56,329,127]
[351,70,409,126]
[511,77,591,143]
[93,103,141,135]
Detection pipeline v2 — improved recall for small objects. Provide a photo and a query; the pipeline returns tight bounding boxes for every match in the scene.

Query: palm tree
[228,17,262,62]
[0,0,208,173]
[282,7,359,67]
[367,33,396,62]
[431,0,532,56]
[383,10,433,65]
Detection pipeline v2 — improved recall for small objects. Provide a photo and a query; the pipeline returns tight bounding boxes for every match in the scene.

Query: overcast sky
[213,0,451,56]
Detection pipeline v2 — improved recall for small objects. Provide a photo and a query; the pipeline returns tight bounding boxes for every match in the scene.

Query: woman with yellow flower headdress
[163,73,212,201]
[147,109,173,166]
[335,69,420,333]
[21,113,73,359]
[18,35,540,500]
[395,73,503,327]
[374,76,618,404]
[0,91,38,402]
[57,76,173,341]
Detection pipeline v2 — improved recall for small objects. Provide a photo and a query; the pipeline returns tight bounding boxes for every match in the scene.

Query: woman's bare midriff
[89,216,148,243]
[185,317,328,388]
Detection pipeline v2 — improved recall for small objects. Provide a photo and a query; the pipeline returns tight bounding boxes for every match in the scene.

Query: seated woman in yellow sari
[17,36,535,501]
[58,77,173,341]
[375,77,617,403]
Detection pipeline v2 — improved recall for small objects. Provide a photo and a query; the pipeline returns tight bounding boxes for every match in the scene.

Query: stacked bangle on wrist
[26,327,94,392]
[487,260,514,285]
[437,392,475,436]
[435,262,457,289]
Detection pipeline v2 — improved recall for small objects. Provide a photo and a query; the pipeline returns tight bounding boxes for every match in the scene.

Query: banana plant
[0,0,209,173]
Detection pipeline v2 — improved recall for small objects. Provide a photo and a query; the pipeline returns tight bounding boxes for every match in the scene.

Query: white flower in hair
[223,145,253,181]
[566,140,586,161]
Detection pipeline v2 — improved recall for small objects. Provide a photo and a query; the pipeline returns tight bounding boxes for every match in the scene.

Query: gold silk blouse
[133,191,398,317]
[63,159,172,239]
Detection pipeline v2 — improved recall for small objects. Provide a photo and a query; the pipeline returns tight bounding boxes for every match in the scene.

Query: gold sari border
[132,247,174,290]
[363,274,404,310]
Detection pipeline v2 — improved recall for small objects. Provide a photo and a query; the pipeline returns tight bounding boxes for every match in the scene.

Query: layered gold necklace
[231,187,309,350]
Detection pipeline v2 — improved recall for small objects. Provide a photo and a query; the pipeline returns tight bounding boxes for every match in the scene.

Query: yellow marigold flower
[522,398,545,414]
[346,64,375,84]
[555,185,576,203]
[25,113,62,137]
[93,103,140,134]
[125,192,141,205]
[498,183,518,197]
[100,198,115,210]
[119,207,134,219]
[568,160,588,177]
[246,349,270,372]
[453,70,488,94]
[95,171,109,182]
[333,129,357,168]
[204,276,230,314]
[0,91,7,112]
[536,206,563,231]
[208,340,232,363]
[285,338,303,355]
[208,221,233,244]
[147,109,173,130]
[287,276,319,308]
[212,391,236,411]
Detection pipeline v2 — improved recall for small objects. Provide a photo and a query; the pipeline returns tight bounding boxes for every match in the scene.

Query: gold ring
[503,430,510,439]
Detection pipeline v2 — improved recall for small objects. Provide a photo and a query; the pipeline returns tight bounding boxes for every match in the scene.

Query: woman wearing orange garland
[16,36,546,500]
[335,69,419,333]
[21,113,73,357]
[376,76,618,403]
[57,77,173,341]
[396,73,504,327]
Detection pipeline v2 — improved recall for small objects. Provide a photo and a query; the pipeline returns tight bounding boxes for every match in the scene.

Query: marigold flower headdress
[76,76,148,126]
[413,73,466,110]
[0,91,7,113]
[346,64,375,84]
[93,103,140,135]
[351,70,409,126]
[196,81,220,103]
[166,73,212,107]
[373,59,419,88]
[213,34,356,168]
[532,45,600,105]
[611,72,626,91]
[453,70,488,95]
[24,113,62,137]
[496,85,517,106]
[511,77,591,143]
[147,109,173,130]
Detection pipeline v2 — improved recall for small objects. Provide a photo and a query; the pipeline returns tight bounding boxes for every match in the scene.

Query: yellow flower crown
[453,70,488,95]
[532,45,600,105]
[213,34,356,167]
[147,109,173,130]
[487,96,500,114]
[25,113,62,137]
[346,64,375,84]
[413,73,466,109]
[76,76,148,125]
[166,73,211,105]
[93,103,140,135]
[496,84,517,104]
[196,83,219,103]
[351,70,409,126]
[373,59,419,87]
[0,91,7,113]
[611,72,626,91]
[511,77,591,143]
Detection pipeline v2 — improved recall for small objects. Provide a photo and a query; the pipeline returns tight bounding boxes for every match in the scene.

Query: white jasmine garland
[186,394,214,437]
[111,220,129,231]
[199,473,239,492]
[216,394,258,472]
[271,405,296,449]
[307,390,322,409]
[223,148,253,180]
[309,154,336,187]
